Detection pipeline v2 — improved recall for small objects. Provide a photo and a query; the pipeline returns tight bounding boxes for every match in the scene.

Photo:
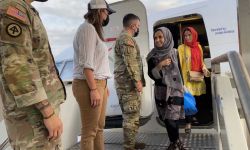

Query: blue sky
[33,0,203,56]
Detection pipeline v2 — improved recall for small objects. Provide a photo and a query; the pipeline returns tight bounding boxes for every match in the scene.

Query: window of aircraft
[55,56,114,82]
[56,60,73,82]
[56,61,64,73]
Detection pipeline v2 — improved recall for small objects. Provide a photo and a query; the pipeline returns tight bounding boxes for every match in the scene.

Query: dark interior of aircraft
[154,16,213,127]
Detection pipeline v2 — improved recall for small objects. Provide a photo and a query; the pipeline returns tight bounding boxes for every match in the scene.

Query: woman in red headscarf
[177,27,210,134]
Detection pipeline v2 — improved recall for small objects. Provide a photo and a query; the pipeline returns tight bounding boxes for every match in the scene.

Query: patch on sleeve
[6,6,26,22]
[6,23,22,37]
[124,38,135,47]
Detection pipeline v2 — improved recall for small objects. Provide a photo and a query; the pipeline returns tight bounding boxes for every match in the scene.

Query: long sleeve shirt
[73,21,112,80]
[114,31,145,90]
[0,0,66,114]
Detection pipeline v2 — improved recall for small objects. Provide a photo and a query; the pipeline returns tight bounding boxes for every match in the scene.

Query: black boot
[166,142,178,150]
[166,140,186,150]
[176,139,186,150]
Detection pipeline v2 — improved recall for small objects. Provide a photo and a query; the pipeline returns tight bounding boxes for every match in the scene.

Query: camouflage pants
[4,108,61,150]
[117,89,141,150]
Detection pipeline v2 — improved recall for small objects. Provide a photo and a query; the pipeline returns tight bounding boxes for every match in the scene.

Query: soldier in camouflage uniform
[0,0,66,149]
[114,13,146,150]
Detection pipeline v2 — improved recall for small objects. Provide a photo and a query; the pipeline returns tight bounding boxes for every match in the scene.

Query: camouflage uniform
[114,31,145,150]
[0,0,66,149]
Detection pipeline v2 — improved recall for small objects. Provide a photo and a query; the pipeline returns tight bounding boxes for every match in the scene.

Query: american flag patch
[6,6,26,22]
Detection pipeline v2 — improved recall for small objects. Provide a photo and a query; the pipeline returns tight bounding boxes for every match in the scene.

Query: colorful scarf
[183,27,202,72]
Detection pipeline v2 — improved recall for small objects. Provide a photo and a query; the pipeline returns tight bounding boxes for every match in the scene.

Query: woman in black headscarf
[147,27,185,150]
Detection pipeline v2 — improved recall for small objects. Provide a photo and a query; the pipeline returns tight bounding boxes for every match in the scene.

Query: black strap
[167,96,184,106]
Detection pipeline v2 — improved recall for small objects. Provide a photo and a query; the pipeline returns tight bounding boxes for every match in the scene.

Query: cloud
[33,0,204,57]
[33,0,89,56]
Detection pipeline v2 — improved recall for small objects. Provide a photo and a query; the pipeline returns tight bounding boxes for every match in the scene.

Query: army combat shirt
[0,0,66,115]
[114,31,145,89]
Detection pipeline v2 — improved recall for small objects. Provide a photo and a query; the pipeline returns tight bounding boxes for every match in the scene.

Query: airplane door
[104,0,154,118]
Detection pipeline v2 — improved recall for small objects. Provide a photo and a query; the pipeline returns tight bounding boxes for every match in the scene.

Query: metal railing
[211,51,250,133]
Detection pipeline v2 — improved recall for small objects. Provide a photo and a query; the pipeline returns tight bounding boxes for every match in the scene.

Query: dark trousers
[164,119,179,142]
[185,94,213,124]
[185,95,202,123]
[185,115,193,123]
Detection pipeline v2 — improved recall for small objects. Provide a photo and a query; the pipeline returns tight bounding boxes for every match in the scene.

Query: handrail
[211,51,250,132]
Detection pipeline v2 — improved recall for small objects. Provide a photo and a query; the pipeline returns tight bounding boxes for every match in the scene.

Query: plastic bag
[184,87,198,116]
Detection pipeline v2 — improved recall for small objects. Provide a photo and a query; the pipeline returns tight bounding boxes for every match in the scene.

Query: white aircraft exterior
[1,0,250,149]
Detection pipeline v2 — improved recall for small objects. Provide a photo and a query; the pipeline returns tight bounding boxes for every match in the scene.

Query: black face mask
[34,0,48,2]
[133,28,139,37]
[102,15,109,27]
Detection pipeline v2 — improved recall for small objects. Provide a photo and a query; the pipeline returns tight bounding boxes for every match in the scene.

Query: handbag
[184,45,204,82]
[188,71,204,82]
[183,87,198,116]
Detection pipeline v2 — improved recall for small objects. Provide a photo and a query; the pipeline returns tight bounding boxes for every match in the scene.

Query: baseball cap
[88,0,116,14]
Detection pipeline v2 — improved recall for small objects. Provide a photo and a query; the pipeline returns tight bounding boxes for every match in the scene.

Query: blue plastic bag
[184,89,198,116]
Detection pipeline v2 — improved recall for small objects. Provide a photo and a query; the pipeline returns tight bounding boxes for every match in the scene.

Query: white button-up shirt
[73,21,112,80]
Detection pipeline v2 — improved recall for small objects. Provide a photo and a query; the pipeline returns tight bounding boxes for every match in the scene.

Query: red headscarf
[183,27,202,72]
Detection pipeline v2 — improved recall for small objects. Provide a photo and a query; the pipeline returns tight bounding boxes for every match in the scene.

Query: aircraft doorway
[154,14,213,127]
